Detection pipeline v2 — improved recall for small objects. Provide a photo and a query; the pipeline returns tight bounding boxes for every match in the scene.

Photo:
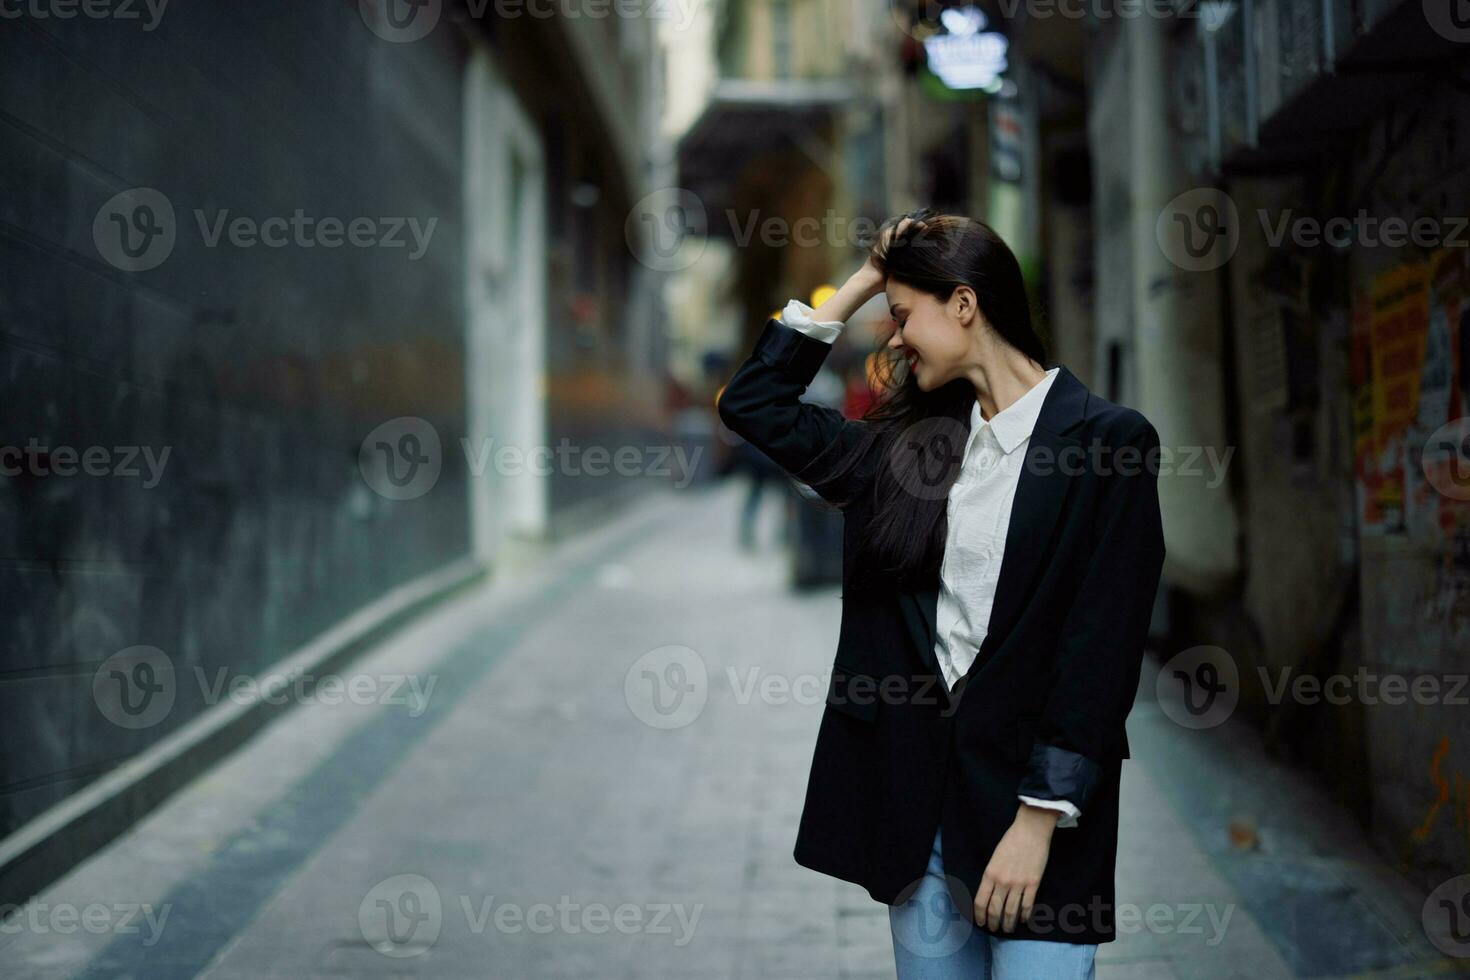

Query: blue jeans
[888,825,1097,980]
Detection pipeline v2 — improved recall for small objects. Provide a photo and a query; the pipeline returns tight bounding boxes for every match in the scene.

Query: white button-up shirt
[780,299,1080,827]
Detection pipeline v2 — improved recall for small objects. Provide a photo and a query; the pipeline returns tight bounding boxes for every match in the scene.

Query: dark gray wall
[1,3,472,836]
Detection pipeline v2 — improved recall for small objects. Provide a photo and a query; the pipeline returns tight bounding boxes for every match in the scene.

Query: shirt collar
[969,367,1060,455]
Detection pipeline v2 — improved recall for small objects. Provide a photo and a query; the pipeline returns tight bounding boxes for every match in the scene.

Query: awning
[676,79,857,231]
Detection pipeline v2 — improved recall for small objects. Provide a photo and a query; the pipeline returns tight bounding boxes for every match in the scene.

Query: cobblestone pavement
[0,482,1450,978]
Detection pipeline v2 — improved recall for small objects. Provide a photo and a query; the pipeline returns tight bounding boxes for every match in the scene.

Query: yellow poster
[1368,262,1431,452]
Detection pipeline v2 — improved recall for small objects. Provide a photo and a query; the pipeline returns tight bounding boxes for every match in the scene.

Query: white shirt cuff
[778,299,844,345]
[1019,796,1081,828]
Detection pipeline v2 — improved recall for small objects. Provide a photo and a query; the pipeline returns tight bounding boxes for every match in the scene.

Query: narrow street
[0,484,1444,979]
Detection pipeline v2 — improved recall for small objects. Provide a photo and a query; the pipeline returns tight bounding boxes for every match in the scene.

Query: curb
[0,557,487,911]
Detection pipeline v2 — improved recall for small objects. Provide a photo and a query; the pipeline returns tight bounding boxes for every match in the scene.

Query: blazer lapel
[962,365,1089,683]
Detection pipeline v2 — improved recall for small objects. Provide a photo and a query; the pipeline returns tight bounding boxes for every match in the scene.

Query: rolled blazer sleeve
[716,317,871,505]
[1016,417,1166,812]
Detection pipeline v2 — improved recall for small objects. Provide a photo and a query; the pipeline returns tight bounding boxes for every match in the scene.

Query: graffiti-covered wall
[1348,86,1470,881]
[1229,80,1470,891]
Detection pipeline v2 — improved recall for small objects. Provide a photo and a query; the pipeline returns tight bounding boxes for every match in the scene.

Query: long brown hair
[807,209,1050,593]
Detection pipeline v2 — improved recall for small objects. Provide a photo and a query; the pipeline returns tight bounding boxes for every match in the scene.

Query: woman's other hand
[973,804,1058,933]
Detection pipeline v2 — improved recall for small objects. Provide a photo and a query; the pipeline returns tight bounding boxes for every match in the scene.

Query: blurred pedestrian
[716,210,1164,980]
[728,436,783,551]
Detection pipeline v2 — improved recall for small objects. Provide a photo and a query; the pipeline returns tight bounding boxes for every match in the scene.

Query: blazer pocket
[825,662,880,723]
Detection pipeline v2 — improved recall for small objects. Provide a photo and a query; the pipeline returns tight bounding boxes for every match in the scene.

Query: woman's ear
[952,285,979,327]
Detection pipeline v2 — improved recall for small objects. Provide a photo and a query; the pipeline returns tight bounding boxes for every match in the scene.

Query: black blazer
[717,318,1166,945]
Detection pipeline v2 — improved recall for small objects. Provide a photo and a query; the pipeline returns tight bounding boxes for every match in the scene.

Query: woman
[716,210,1166,979]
